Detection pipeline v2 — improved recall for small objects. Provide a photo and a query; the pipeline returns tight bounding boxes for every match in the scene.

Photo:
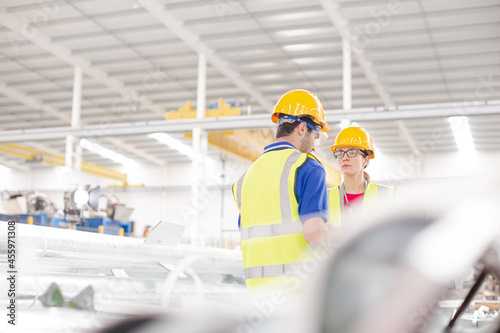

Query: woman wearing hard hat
[328,126,395,228]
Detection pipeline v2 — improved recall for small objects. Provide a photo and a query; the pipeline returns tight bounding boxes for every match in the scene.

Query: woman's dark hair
[359,150,369,158]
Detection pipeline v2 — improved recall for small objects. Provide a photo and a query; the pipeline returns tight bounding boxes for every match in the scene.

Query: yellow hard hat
[331,126,375,159]
[272,89,330,132]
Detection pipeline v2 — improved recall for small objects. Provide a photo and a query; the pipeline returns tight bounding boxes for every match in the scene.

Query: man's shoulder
[303,155,325,170]
[297,156,326,182]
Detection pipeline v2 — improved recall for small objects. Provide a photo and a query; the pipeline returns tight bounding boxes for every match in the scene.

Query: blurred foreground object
[0,220,246,332]
[97,179,500,333]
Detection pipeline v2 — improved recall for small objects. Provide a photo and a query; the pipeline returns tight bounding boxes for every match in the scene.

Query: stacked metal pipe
[0,221,247,331]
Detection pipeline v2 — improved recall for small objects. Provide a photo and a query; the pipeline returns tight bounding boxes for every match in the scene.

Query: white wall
[366,150,500,184]
[153,158,248,243]
[1,157,250,243]
[4,150,498,241]
[0,167,31,190]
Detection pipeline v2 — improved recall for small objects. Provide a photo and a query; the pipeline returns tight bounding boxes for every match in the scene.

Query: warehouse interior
[1,0,500,332]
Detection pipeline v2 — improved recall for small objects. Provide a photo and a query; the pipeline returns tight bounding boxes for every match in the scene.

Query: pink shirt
[344,192,364,208]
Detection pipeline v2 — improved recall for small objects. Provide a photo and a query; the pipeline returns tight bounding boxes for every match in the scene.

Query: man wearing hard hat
[233,89,331,293]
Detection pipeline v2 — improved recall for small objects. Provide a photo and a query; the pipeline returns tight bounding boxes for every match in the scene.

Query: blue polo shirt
[238,142,328,227]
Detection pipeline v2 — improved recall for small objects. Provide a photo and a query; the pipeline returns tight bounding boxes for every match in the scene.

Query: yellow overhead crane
[0,143,128,184]
[165,99,341,187]
[166,99,242,120]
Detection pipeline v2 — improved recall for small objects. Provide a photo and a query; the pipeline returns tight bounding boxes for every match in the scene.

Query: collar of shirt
[263,142,297,153]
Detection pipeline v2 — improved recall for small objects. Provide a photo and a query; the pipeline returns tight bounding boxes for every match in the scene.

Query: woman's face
[335,146,369,176]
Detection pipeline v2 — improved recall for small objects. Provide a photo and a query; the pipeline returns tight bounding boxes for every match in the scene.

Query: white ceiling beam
[0,82,71,123]
[51,23,165,42]
[103,137,165,166]
[319,0,392,105]
[25,141,67,157]
[138,0,274,112]
[0,80,165,166]
[395,120,421,156]
[0,11,166,117]
[30,134,164,166]
[0,101,498,143]
[183,5,324,25]
[0,11,167,166]
[319,0,421,155]
[1,19,488,53]
[389,118,421,154]
[0,88,74,163]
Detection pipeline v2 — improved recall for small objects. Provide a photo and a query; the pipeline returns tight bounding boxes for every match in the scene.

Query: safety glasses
[278,115,328,145]
[332,149,367,159]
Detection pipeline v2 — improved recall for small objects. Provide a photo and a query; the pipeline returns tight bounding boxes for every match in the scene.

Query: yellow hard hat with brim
[331,126,375,159]
[272,89,330,132]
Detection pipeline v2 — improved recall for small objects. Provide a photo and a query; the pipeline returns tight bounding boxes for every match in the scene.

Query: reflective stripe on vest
[235,150,304,238]
[240,220,304,241]
[244,262,303,279]
[328,182,395,226]
[233,148,318,283]
[238,151,306,241]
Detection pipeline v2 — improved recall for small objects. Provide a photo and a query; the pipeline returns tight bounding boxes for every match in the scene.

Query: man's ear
[296,122,307,136]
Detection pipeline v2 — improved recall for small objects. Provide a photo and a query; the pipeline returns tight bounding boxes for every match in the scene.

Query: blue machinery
[0,212,132,236]
[0,186,134,236]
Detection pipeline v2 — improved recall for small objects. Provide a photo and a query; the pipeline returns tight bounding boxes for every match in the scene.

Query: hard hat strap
[278,115,321,133]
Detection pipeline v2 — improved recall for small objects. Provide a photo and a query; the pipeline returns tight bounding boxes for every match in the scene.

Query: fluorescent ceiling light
[265,84,290,90]
[272,11,320,22]
[228,49,267,57]
[80,139,140,167]
[150,133,195,159]
[274,27,327,38]
[448,116,475,153]
[291,57,323,65]
[245,62,276,68]
[150,133,216,164]
[282,43,319,52]
[258,73,284,80]
[275,29,310,38]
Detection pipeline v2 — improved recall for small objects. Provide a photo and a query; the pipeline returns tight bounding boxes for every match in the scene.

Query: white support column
[72,66,83,174]
[138,0,273,112]
[343,40,352,111]
[320,0,420,156]
[65,66,83,172]
[197,54,208,191]
[191,53,207,244]
[197,54,207,120]
[192,127,201,206]
[72,66,83,128]
[64,136,74,168]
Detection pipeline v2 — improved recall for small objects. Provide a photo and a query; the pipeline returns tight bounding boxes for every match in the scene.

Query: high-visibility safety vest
[328,182,395,227]
[232,147,321,292]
